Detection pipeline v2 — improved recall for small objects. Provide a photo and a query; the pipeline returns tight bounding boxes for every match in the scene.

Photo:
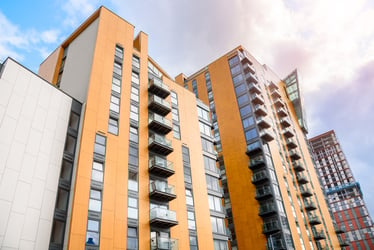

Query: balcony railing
[251,93,265,105]
[308,214,321,225]
[259,203,277,217]
[246,141,262,156]
[259,128,275,142]
[249,155,266,170]
[149,78,170,98]
[251,171,269,185]
[268,81,278,91]
[149,181,176,202]
[257,116,272,129]
[289,149,301,160]
[149,133,173,155]
[282,128,295,138]
[254,104,267,116]
[338,237,350,247]
[263,220,281,234]
[149,156,175,177]
[277,107,288,117]
[300,185,313,197]
[248,82,261,94]
[245,72,259,84]
[243,63,256,74]
[292,160,305,172]
[255,185,273,200]
[304,199,317,211]
[150,207,178,228]
[273,98,285,108]
[280,117,291,127]
[286,138,297,149]
[271,88,281,98]
[313,229,326,240]
[151,236,178,250]
[148,95,171,116]
[334,225,345,234]
[296,173,309,184]
[149,113,172,134]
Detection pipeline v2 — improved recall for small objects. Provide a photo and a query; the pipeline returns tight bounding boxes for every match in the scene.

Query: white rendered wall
[0,59,72,249]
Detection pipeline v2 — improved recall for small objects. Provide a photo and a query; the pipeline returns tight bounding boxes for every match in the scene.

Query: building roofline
[308,130,336,142]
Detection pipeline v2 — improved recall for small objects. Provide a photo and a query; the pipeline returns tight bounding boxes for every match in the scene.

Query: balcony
[286,138,297,149]
[245,72,259,84]
[313,229,326,240]
[246,141,262,156]
[308,214,321,225]
[249,155,266,170]
[289,149,301,160]
[300,185,313,197]
[304,199,317,211]
[151,236,178,250]
[149,133,173,155]
[243,63,256,74]
[248,82,261,94]
[149,156,175,177]
[268,81,278,91]
[251,171,269,185]
[334,225,345,234]
[292,160,305,172]
[259,203,277,217]
[255,185,273,200]
[149,181,176,202]
[259,128,275,142]
[149,113,172,134]
[282,128,295,138]
[263,220,281,234]
[251,93,265,105]
[241,55,253,65]
[277,108,287,117]
[338,237,350,247]
[150,207,178,228]
[280,117,291,127]
[254,104,267,116]
[271,88,281,98]
[148,95,171,116]
[267,239,286,250]
[257,116,272,129]
[273,98,285,108]
[296,173,309,184]
[149,78,170,98]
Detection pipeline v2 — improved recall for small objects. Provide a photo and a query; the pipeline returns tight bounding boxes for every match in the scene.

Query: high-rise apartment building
[0,5,341,250]
[177,48,340,249]
[309,130,374,249]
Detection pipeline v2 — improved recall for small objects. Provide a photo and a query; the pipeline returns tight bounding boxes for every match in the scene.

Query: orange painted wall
[38,46,62,84]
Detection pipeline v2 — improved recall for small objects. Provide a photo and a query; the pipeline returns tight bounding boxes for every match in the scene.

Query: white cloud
[62,0,101,27]
[40,30,60,44]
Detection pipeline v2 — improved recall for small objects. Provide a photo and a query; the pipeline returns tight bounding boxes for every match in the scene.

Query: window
[132,56,140,68]
[206,175,220,192]
[171,91,178,106]
[211,216,225,234]
[214,239,228,250]
[197,106,210,122]
[201,138,215,153]
[129,126,138,143]
[208,195,223,212]
[130,86,139,102]
[230,64,241,75]
[110,95,120,113]
[127,227,138,250]
[242,116,254,129]
[64,135,76,155]
[113,61,122,76]
[94,134,106,156]
[228,56,239,67]
[192,79,198,98]
[235,84,246,95]
[172,107,179,122]
[239,105,252,117]
[86,219,100,246]
[128,197,138,219]
[69,112,80,131]
[108,117,119,135]
[130,104,139,122]
[115,46,123,59]
[128,171,138,192]
[232,73,243,85]
[92,161,104,183]
[186,189,194,206]
[128,146,138,166]
[190,236,198,250]
[204,156,218,173]
[237,94,249,106]
[88,189,102,212]
[173,124,181,139]
[188,211,196,230]
[112,76,121,94]
[184,167,192,184]
[131,72,139,85]
[245,128,258,141]
[199,122,212,137]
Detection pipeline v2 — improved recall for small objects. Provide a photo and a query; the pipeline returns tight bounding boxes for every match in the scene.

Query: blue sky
[1,0,374,218]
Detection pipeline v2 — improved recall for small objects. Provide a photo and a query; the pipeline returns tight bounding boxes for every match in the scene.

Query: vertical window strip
[126,54,140,250]
[192,79,198,98]
[171,91,181,139]
[108,45,123,135]
[86,134,106,248]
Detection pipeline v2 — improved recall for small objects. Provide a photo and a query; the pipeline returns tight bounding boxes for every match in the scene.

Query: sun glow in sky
[1,0,374,216]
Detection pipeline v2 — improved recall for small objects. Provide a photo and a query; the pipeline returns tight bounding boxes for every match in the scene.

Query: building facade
[309,130,374,249]
[177,48,340,249]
